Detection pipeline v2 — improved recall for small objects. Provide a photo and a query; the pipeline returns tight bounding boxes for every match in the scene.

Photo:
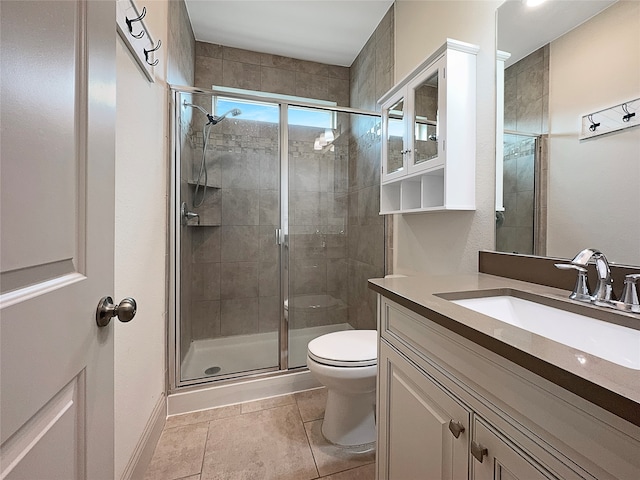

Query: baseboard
[167,370,320,416]
[121,393,166,480]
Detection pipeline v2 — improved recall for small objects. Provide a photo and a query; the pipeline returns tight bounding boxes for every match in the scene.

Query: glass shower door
[287,107,351,368]
[176,90,281,382]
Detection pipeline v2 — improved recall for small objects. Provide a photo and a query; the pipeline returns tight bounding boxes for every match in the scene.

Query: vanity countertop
[368,273,640,428]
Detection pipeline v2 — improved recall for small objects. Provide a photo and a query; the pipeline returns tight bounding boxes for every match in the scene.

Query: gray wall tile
[220,262,259,299]
[220,298,259,336]
[220,226,260,262]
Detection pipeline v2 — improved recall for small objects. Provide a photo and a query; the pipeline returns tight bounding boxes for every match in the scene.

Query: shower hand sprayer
[181,101,242,209]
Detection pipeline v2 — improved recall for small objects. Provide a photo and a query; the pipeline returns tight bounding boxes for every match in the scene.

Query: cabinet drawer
[381,296,450,368]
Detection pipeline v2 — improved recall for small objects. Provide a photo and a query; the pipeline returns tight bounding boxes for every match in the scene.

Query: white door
[1,1,117,479]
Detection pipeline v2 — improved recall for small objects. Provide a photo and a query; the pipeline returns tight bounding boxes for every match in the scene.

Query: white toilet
[306,329,377,446]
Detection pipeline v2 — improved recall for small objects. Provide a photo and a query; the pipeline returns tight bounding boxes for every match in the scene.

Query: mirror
[386,98,405,175]
[413,71,439,165]
[496,0,640,266]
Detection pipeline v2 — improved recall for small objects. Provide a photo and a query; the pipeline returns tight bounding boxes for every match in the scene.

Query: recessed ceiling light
[524,0,546,7]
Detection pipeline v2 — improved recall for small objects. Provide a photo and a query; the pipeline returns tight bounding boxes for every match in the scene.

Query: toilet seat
[307,330,377,367]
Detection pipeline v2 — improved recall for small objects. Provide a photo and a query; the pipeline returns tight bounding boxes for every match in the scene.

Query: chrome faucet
[569,248,615,305]
[557,248,640,314]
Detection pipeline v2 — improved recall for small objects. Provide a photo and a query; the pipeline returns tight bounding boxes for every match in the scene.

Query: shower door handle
[96,296,137,327]
[275,228,282,245]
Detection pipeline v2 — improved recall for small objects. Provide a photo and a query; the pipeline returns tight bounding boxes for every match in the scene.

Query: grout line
[302,419,321,480]
[198,420,212,478]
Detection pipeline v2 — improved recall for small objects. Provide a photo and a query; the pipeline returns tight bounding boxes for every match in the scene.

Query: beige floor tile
[201,404,318,480]
[144,423,209,480]
[176,476,201,480]
[165,404,242,429]
[295,387,327,422]
[240,393,296,413]
[304,420,375,477]
[319,463,375,480]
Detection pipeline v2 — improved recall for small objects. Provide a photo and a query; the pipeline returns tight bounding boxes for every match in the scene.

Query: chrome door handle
[471,440,488,463]
[96,296,137,327]
[448,420,465,438]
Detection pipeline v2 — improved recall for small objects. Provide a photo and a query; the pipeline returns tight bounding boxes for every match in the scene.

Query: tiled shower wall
[186,43,351,344]
[347,6,394,330]
[498,46,549,255]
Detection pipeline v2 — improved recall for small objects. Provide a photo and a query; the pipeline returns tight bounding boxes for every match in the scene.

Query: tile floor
[144,388,375,480]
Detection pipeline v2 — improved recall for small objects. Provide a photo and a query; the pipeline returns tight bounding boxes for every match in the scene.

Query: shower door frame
[168,85,380,392]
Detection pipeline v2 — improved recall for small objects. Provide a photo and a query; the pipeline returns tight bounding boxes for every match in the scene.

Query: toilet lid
[307,330,377,367]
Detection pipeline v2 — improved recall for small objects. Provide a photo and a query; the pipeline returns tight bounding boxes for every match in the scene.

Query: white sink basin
[451,295,640,370]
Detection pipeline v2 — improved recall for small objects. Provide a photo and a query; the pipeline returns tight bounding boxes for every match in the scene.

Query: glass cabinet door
[408,57,444,174]
[382,90,407,182]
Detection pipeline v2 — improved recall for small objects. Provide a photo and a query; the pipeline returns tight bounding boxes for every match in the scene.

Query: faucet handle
[555,263,591,301]
[620,274,640,312]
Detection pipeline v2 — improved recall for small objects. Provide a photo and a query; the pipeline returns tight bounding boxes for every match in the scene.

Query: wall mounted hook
[622,103,636,122]
[587,114,600,132]
[144,39,161,66]
[125,6,146,39]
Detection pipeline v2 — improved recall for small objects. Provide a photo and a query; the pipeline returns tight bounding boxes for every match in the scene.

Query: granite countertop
[368,273,640,428]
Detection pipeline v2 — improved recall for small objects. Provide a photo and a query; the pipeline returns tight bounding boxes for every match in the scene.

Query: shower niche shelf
[186,223,220,227]
[187,179,220,188]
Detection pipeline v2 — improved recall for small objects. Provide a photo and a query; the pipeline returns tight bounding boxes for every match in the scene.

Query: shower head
[214,108,242,123]
[183,101,241,125]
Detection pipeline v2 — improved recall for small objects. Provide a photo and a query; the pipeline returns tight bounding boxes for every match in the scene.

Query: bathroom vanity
[369,274,640,480]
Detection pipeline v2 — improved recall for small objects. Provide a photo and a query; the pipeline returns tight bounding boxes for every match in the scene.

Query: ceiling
[498,0,616,67]
[184,1,617,70]
[184,0,394,67]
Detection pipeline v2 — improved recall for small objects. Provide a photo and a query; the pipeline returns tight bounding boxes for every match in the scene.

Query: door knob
[96,296,137,327]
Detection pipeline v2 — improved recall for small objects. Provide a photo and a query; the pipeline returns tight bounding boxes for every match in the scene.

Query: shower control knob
[96,296,137,327]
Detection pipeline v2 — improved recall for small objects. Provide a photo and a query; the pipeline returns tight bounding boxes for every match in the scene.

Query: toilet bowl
[306,329,377,446]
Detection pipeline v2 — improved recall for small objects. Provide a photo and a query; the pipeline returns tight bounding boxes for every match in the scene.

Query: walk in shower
[169,86,384,389]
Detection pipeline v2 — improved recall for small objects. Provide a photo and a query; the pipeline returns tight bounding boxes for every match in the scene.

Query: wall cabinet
[376,295,640,480]
[379,39,478,213]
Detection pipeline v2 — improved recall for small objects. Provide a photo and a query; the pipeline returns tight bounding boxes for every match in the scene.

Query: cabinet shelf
[380,166,475,214]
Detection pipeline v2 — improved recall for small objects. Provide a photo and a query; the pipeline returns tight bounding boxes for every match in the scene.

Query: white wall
[393,1,501,275]
[114,0,169,478]
[547,1,640,266]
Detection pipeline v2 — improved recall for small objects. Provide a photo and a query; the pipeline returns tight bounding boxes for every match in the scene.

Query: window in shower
[212,87,336,128]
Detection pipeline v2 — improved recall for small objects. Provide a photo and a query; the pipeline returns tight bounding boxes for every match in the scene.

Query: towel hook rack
[125,6,146,39]
[587,114,600,132]
[144,39,161,66]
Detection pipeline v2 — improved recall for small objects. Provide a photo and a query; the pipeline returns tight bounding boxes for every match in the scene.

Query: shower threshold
[181,323,352,382]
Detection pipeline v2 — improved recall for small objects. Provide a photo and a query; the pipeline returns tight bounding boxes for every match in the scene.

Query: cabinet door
[407,56,445,175]
[378,341,470,480]
[382,89,408,183]
[471,417,558,480]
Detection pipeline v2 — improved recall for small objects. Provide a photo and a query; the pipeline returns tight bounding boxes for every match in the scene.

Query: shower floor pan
[181,323,352,382]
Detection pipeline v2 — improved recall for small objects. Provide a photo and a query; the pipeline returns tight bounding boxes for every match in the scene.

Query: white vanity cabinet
[379,39,478,213]
[376,294,640,480]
